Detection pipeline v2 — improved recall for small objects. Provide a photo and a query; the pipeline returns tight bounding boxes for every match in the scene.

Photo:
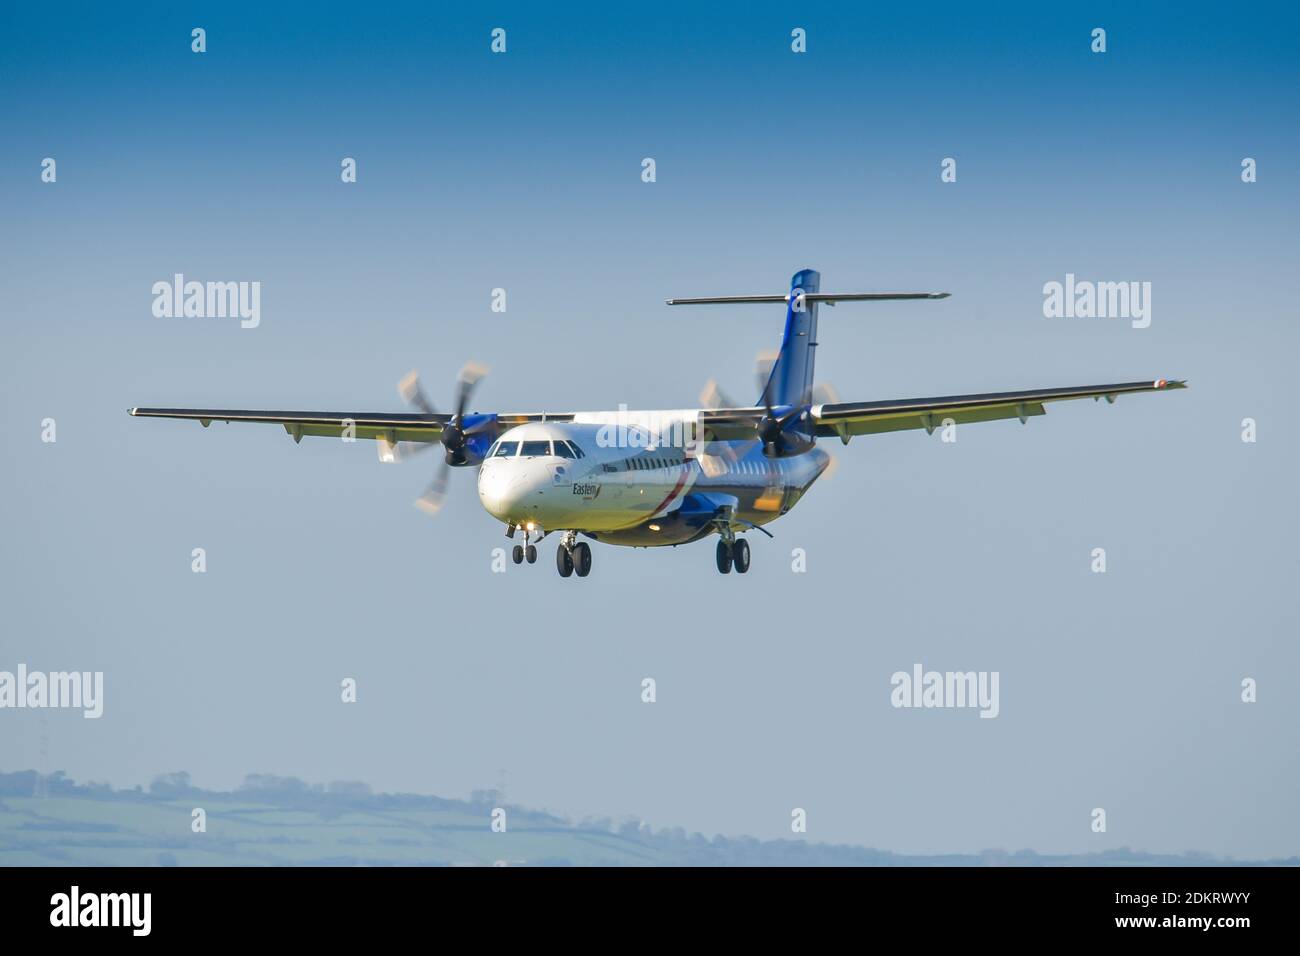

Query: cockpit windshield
[490,438,584,459]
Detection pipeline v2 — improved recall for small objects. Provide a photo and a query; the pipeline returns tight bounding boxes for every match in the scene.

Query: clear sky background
[1,1,1297,858]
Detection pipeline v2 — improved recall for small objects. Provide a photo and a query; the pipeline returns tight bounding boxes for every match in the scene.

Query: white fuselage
[476,415,830,546]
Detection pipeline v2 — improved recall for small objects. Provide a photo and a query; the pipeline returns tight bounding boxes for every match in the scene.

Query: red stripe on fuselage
[616,462,693,530]
[651,465,692,515]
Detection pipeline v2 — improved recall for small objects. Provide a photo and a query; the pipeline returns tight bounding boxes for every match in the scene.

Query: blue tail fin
[758,269,820,407]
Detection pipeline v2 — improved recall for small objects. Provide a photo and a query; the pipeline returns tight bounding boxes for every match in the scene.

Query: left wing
[810,379,1186,441]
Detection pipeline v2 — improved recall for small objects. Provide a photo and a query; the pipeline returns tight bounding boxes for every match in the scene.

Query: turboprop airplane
[129,269,1185,577]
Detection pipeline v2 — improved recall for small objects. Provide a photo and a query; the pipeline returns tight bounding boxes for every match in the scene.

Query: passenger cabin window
[520,440,551,457]
[494,441,518,457]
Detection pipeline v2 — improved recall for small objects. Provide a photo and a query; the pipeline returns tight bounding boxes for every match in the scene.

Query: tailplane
[666,269,949,408]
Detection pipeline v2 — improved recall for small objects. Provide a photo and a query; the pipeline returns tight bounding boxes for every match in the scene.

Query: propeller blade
[699,379,736,411]
[754,349,779,395]
[694,444,732,478]
[378,437,439,464]
[812,382,841,406]
[414,460,451,516]
[453,361,490,419]
[397,370,438,415]
[397,440,439,461]
[458,360,490,388]
[777,405,804,427]
[821,451,840,481]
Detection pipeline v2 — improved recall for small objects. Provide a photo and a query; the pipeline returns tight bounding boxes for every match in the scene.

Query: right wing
[127,406,578,447]
[128,407,451,445]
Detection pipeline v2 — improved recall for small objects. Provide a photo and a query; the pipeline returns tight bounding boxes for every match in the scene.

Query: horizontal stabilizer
[666,292,950,305]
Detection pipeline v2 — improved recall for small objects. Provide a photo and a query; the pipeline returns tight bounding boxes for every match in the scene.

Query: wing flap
[830,402,1047,437]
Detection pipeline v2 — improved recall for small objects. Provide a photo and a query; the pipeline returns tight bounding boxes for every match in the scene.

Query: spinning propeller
[395,362,490,515]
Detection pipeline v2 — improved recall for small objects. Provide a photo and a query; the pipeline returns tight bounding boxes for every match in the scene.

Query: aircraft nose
[477,460,540,520]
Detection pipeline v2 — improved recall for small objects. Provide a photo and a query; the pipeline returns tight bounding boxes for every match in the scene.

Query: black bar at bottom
[0,864,1290,941]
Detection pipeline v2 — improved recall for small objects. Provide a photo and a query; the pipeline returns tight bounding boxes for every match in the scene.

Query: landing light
[525,521,535,532]
[648,524,661,532]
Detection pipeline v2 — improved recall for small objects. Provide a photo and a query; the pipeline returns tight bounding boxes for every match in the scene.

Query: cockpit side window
[553,441,574,459]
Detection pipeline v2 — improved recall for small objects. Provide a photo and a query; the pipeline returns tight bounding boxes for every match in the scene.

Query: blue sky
[1,1,1298,858]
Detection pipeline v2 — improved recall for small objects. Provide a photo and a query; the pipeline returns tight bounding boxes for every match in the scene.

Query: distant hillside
[1,770,1290,867]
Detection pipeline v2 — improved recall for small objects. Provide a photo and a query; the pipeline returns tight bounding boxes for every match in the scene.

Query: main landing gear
[715,536,750,574]
[555,531,591,578]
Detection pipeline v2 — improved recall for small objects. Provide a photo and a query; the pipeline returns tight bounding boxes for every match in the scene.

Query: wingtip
[128,407,137,416]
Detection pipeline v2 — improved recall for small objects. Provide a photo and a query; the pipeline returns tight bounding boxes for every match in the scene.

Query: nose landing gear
[511,524,540,565]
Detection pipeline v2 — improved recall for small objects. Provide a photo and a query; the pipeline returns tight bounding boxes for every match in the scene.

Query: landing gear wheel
[512,544,524,564]
[732,538,750,573]
[526,544,537,564]
[556,545,574,577]
[573,541,592,577]
[715,540,733,574]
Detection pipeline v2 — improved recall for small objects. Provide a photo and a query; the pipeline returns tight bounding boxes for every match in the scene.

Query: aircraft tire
[715,540,733,574]
[512,544,524,564]
[556,545,574,577]
[573,542,592,577]
[732,538,750,573]
[526,544,537,564]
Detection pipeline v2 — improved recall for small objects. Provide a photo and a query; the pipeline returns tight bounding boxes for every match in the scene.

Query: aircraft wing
[810,379,1186,440]
[128,407,451,444]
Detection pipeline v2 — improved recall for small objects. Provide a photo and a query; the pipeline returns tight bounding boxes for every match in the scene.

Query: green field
[0,791,671,866]
[1,771,1285,866]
